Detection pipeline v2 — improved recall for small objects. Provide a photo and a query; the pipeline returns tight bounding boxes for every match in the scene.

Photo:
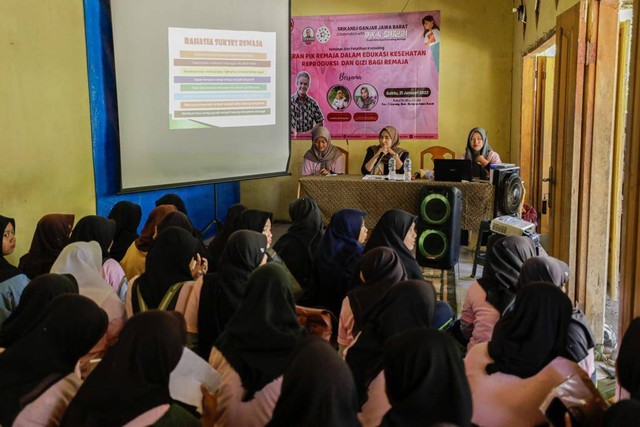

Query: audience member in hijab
[338,247,406,352]
[0,215,29,327]
[157,210,212,266]
[126,226,200,317]
[0,273,78,348]
[206,203,247,273]
[108,201,142,262]
[51,241,126,358]
[604,399,640,427]
[616,317,640,401]
[346,280,436,427]
[381,328,472,427]
[459,234,537,350]
[464,282,582,426]
[266,336,360,427]
[0,294,107,427]
[120,204,177,280]
[155,193,188,216]
[69,215,127,298]
[185,230,267,359]
[311,208,367,317]
[18,213,75,279]
[60,311,206,427]
[236,209,274,248]
[209,264,305,426]
[464,127,501,169]
[302,126,346,176]
[361,126,409,176]
[272,197,324,296]
[518,256,596,380]
[364,209,422,281]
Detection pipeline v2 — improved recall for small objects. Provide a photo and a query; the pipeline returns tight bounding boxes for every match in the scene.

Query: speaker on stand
[416,186,462,269]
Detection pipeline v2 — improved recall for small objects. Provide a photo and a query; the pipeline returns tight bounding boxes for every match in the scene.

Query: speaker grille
[418,229,448,259]
[420,193,451,225]
[498,174,524,215]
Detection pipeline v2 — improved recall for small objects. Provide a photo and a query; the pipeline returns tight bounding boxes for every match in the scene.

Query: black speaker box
[491,166,523,217]
[416,186,462,269]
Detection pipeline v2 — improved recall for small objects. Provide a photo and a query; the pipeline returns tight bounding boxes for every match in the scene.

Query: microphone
[370,150,385,173]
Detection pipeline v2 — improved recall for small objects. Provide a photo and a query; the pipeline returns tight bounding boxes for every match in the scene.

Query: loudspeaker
[416,186,462,269]
[491,166,523,217]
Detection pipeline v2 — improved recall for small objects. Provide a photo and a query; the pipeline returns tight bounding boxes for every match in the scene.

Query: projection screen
[110,0,291,191]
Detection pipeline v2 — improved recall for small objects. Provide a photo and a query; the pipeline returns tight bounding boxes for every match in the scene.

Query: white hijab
[51,241,115,309]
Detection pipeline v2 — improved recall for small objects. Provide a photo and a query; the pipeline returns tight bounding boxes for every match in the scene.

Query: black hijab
[155,193,188,216]
[132,226,198,312]
[236,209,273,233]
[69,215,116,262]
[381,328,472,427]
[346,280,436,408]
[313,208,366,316]
[215,264,305,401]
[0,215,22,283]
[60,311,186,427]
[0,294,107,427]
[18,214,75,279]
[604,399,640,426]
[108,201,142,262]
[517,256,595,364]
[617,317,640,400]
[348,247,407,336]
[0,273,79,348]
[487,282,572,378]
[267,336,360,427]
[477,235,537,315]
[206,204,247,272]
[197,230,267,359]
[364,209,422,280]
[273,197,324,288]
[157,211,211,265]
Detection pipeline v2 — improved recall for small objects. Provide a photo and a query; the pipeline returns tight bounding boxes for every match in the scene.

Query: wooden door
[548,1,587,302]
[531,56,555,235]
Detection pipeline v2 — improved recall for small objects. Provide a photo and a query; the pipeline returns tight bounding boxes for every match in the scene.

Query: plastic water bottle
[388,156,396,180]
[404,157,412,181]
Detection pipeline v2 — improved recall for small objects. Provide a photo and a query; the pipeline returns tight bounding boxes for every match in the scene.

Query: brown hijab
[303,126,342,169]
[368,126,407,174]
[134,205,177,252]
[18,214,75,279]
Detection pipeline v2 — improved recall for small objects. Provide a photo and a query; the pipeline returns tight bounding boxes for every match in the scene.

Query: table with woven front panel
[298,175,495,234]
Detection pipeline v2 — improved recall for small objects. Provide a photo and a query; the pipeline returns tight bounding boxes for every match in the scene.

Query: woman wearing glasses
[361,126,409,175]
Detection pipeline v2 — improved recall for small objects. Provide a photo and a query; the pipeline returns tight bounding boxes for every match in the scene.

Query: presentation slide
[168,28,276,129]
[110,0,290,191]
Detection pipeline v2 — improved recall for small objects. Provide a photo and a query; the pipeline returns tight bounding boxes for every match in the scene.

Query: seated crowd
[0,193,636,426]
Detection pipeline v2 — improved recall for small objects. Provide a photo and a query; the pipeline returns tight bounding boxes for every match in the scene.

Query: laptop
[434,159,473,182]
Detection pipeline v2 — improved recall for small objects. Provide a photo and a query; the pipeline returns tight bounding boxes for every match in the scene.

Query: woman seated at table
[361,126,408,175]
[302,126,345,176]
[465,127,501,168]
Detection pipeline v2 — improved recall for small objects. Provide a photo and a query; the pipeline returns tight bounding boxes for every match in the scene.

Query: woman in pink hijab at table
[18,213,75,279]
[302,126,345,176]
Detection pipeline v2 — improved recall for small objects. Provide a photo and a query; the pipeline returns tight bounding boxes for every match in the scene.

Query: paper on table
[169,347,221,414]
[362,175,386,180]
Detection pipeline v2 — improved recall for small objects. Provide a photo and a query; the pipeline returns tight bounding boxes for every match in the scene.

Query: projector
[490,215,536,236]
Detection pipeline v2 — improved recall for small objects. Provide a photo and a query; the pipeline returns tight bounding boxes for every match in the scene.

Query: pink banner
[290,11,440,140]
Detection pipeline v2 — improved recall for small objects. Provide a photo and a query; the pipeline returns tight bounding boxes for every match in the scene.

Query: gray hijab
[465,127,493,162]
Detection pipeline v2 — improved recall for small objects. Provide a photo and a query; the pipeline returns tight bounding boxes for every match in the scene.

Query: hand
[190,253,208,279]
[320,168,330,176]
[201,384,218,427]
